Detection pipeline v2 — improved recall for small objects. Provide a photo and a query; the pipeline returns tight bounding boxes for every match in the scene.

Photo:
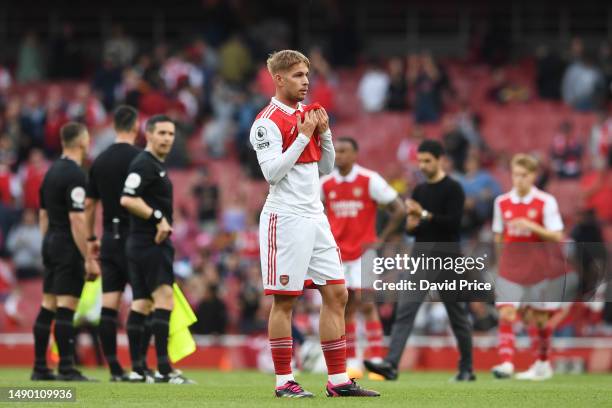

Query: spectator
[6,209,43,280]
[536,45,565,100]
[386,57,408,111]
[0,163,20,207]
[92,56,122,110]
[580,161,612,223]
[66,84,106,129]
[218,34,252,85]
[18,148,48,209]
[16,31,44,83]
[397,125,426,174]
[42,86,68,157]
[239,264,265,333]
[589,111,611,170]
[192,282,227,335]
[442,116,470,173]
[103,24,136,67]
[357,58,389,112]
[191,168,220,233]
[562,52,606,112]
[19,91,46,151]
[0,137,17,169]
[487,68,530,104]
[550,121,583,179]
[409,52,445,123]
[456,153,502,235]
[0,64,12,93]
[599,41,612,102]
[48,23,83,79]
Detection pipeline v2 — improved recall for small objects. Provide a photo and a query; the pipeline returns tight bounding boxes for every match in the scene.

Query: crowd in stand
[0,24,611,337]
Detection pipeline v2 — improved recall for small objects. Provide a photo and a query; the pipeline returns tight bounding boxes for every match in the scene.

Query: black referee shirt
[39,157,87,232]
[410,175,465,243]
[122,151,173,236]
[87,143,140,233]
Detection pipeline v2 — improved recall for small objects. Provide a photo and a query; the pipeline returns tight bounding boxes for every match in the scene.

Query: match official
[85,105,153,382]
[364,140,474,382]
[120,115,194,384]
[32,122,98,381]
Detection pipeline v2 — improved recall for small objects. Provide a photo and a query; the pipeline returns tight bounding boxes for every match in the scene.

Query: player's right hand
[86,240,101,260]
[85,259,101,281]
[155,217,173,244]
[297,110,316,138]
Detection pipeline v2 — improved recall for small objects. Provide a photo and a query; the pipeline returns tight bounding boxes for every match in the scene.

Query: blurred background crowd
[0,0,610,342]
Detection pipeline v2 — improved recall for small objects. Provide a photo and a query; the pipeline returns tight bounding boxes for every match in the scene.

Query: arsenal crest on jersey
[353,187,363,197]
[527,208,538,219]
[279,275,290,286]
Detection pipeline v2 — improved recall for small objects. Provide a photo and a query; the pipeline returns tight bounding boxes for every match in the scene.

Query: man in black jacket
[364,140,475,382]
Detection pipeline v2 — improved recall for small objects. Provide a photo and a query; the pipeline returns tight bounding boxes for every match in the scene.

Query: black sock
[126,310,146,373]
[54,307,75,373]
[33,307,55,371]
[152,309,172,375]
[99,307,123,375]
[141,314,154,370]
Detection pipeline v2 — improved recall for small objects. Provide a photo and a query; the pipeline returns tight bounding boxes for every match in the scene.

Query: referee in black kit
[32,122,98,382]
[120,115,194,384]
[365,140,475,382]
[85,105,154,382]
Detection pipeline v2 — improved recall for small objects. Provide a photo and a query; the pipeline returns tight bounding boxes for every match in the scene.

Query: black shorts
[126,234,175,300]
[100,232,129,293]
[42,232,85,298]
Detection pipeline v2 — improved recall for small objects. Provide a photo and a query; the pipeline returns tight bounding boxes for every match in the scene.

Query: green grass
[0,368,611,407]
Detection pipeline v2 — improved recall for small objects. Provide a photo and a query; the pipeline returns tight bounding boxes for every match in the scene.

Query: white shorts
[259,211,344,296]
[495,273,578,311]
[343,249,376,290]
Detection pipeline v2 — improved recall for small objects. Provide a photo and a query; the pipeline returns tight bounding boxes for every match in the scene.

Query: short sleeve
[368,172,398,205]
[249,117,283,164]
[543,195,564,232]
[86,164,99,199]
[122,159,154,197]
[65,170,87,212]
[492,196,504,233]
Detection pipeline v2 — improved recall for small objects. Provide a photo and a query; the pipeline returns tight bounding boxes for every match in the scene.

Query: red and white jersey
[492,187,563,241]
[250,97,327,217]
[492,187,565,284]
[321,165,397,261]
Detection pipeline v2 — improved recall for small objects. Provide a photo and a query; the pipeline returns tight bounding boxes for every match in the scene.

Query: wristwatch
[150,209,163,224]
[420,210,430,220]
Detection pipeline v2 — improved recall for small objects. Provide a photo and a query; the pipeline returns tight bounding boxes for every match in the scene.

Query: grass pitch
[0,368,611,407]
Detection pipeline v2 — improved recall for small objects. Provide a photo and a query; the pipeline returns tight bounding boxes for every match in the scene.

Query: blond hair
[511,153,538,173]
[267,50,310,74]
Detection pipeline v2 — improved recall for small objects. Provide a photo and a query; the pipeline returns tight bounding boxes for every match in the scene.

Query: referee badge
[70,187,86,206]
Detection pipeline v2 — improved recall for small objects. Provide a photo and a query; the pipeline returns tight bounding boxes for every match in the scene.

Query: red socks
[529,325,552,361]
[270,337,292,375]
[498,320,515,363]
[365,320,384,359]
[345,322,356,359]
[321,336,347,375]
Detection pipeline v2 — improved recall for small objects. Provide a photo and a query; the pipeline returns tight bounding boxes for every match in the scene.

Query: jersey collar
[509,187,537,204]
[271,97,303,115]
[333,164,360,183]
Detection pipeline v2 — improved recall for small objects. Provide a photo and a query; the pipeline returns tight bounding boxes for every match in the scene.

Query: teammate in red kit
[321,137,405,379]
[250,50,379,398]
[491,154,566,381]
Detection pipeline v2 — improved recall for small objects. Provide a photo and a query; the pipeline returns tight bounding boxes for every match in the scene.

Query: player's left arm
[85,165,100,259]
[369,173,406,242]
[315,108,335,175]
[39,209,48,236]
